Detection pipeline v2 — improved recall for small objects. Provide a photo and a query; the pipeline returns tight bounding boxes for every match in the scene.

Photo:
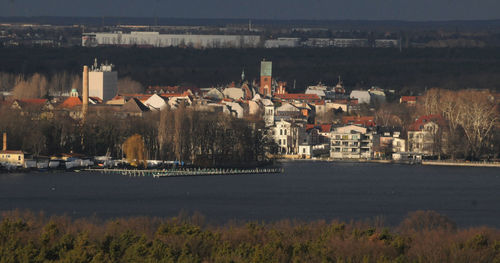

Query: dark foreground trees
[0,210,498,263]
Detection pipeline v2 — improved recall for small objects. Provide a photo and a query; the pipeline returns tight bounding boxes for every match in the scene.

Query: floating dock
[84,167,284,178]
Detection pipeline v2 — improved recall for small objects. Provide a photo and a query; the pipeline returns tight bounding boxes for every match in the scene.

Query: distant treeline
[1,47,500,93]
[2,16,500,30]
[0,210,498,262]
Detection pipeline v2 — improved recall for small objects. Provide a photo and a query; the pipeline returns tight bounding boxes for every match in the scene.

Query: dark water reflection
[0,161,498,227]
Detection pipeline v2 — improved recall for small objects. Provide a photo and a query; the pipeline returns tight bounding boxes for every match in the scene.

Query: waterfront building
[272,119,303,155]
[330,125,376,159]
[407,115,446,156]
[0,133,24,167]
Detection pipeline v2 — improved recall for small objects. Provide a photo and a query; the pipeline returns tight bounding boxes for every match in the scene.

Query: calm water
[0,161,499,227]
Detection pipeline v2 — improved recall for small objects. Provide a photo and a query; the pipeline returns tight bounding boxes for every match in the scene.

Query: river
[0,161,499,227]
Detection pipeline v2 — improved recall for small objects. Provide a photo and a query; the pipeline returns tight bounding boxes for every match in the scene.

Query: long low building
[82,31,262,48]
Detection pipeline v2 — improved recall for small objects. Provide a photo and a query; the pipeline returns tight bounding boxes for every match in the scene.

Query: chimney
[2,133,6,151]
[82,65,89,116]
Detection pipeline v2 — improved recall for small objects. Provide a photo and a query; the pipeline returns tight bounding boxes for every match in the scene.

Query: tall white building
[86,59,118,102]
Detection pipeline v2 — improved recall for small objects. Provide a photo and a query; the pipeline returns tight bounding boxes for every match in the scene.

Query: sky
[1,0,499,21]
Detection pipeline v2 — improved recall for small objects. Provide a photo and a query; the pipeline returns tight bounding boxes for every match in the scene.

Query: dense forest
[0,210,498,262]
[1,47,500,93]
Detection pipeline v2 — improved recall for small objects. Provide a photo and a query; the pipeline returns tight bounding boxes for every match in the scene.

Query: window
[342,135,349,140]
[342,142,348,146]
[278,139,281,145]
[352,135,358,140]
[18,156,21,161]
[280,129,283,135]
[303,148,306,153]
[283,139,286,145]
[284,130,287,135]
[336,135,341,139]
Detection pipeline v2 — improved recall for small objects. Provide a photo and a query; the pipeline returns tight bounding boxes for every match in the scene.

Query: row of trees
[0,210,497,262]
[418,89,499,160]
[0,72,144,98]
[0,105,269,167]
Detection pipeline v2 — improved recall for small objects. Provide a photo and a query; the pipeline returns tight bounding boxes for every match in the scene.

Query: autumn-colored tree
[122,134,147,167]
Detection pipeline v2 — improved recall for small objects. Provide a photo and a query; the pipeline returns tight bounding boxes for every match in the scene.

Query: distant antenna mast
[293,79,296,91]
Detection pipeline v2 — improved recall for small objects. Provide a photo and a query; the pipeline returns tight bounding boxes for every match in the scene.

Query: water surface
[0,161,498,227]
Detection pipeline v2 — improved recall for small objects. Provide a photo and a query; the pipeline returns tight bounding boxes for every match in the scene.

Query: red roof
[306,124,332,133]
[0,150,24,154]
[400,96,417,103]
[409,114,446,131]
[274,93,320,101]
[342,116,376,127]
[59,97,82,108]
[14,99,47,106]
[320,124,332,133]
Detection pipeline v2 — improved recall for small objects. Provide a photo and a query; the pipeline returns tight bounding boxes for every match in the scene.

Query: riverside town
[0,58,499,172]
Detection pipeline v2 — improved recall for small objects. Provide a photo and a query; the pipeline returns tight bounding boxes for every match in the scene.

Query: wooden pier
[83,167,284,178]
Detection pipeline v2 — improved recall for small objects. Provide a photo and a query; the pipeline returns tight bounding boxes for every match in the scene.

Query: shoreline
[277,158,500,167]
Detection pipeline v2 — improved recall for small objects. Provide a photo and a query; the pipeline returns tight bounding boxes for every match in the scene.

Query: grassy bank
[0,210,498,262]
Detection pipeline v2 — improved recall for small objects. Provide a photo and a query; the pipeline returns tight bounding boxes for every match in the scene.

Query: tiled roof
[342,116,376,127]
[306,124,332,133]
[59,97,82,108]
[274,93,320,101]
[409,114,446,131]
[0,150,24,154]
[400,96,417,102]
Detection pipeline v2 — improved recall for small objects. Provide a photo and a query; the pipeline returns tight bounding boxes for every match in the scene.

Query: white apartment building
[330,125,375,159]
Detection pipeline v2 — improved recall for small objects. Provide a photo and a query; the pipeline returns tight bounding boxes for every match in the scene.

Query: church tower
[260,60,272,97]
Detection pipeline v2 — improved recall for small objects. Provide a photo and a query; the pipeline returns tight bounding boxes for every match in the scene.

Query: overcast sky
[1,0,499,21]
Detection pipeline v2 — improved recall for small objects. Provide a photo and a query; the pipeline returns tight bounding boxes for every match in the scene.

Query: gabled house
[407,115,446,156]
[223,87,245,100]
[120,98,150,117]
[143,94,168,111]
[271,119,303,155]
[162,92,192,109]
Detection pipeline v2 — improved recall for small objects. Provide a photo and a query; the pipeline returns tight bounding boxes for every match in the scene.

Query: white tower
[88,58,118,102]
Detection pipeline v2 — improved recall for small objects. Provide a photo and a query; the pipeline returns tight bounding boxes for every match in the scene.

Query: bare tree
[456,90,498,159]
[118,77,144,94]
[12,73,48,99]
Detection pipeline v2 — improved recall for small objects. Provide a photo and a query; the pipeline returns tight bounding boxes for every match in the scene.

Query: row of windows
[332,141,359,146]
[333,148,359,153]
[0,155,21,160]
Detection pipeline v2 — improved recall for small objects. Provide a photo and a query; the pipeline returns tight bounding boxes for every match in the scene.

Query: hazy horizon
[1,0,499,21]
